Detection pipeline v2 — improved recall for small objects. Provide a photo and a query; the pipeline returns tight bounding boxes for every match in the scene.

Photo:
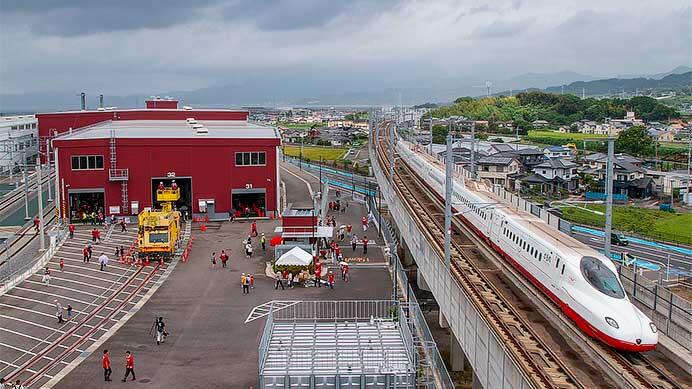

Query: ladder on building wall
[108,129,129,214]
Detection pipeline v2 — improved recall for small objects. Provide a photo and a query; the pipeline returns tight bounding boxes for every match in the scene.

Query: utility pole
[687,131,691,207]
[389,124,395,183]
[429,115,433,155]
[604,135,615,259]
[22,150,29,220]
[515,126,520,151]
[37,161,46,251]
[299,135,303,171]
[45,138,52,202]
[444,134,453,269]
[470,123,476,181]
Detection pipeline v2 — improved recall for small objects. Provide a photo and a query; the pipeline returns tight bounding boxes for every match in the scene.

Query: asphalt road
[572,231,692,277]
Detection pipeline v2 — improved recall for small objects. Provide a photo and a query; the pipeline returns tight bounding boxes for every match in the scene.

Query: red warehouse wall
[53,137,279,216]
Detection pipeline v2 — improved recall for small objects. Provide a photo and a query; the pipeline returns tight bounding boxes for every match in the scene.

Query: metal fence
[367,196,455,389]
[0,224,68,296]
[617,264,692,350]
[271,300,398,321]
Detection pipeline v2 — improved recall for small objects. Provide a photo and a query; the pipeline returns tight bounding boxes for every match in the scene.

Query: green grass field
[528,130,608,141]
[561,204,692,243]
[283,145,348,161]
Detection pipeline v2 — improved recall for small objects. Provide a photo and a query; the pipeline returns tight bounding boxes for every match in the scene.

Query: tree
[615,126,654,156]
[476,132,489,140]
[432,124,448,144]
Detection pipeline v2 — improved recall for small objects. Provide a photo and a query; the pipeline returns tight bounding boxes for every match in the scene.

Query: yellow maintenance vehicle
[137,186,181,260]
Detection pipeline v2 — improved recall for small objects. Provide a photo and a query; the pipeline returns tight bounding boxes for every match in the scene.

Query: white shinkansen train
[397,141,658,352]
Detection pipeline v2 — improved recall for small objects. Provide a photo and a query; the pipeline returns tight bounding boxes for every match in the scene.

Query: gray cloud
[0,0,690,104]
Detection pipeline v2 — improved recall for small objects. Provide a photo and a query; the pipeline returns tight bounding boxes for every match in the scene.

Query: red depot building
[50,115,281,221]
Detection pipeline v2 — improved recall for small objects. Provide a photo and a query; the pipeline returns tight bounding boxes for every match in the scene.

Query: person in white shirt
[98,253,109,271]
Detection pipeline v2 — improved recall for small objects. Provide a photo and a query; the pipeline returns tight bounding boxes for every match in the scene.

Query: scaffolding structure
[259,300,418,388]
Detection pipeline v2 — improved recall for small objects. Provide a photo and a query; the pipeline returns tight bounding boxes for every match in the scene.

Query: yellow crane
[137,184,181,260]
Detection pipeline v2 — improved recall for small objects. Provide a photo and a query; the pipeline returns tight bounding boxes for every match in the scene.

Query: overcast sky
[1,0,690,96]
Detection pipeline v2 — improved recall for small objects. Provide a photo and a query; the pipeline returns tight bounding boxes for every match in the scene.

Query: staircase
[107,129,129,214]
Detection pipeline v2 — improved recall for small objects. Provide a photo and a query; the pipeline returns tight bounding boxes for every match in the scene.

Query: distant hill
[544,71,692,96]
[499,70,596,91]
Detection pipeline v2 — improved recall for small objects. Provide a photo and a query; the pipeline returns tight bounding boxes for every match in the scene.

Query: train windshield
[149,232,169,243]
[580,256,625,299]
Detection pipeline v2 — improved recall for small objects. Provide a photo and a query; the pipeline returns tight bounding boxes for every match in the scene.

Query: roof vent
[195,127,209,135]
[192,123,204,129]
[186,118,197,124]
[97,107,106,111]
[183,106,193,110]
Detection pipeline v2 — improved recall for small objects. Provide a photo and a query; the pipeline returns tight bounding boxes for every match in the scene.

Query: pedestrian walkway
[0,225,168,388]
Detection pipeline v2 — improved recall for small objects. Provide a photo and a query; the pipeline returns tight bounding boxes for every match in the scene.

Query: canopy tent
[275,246,313,267]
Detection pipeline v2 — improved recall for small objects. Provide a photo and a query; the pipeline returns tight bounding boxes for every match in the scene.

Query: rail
[382,125,685,388]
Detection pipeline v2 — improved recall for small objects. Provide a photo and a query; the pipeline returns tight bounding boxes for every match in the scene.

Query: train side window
[555,258,560,268]
[538,253,542,262]
[561,264,565,275]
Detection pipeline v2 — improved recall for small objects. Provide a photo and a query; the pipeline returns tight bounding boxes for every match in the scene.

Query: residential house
[645,170,692,196]
[476,156,520,189]
[647,128,675,142]
[580,154,653,198]
[519,158,579,193]
[544,145,574,160]
[494,148,546,173]
[532,120,550,128]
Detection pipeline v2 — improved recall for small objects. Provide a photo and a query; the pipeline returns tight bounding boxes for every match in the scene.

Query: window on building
[497,166,505,172]
[71,155,104,170]
[235,151,266,166]
[482,165,489,172]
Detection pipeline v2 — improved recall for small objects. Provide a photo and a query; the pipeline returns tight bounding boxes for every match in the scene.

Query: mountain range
[1,66,691,113]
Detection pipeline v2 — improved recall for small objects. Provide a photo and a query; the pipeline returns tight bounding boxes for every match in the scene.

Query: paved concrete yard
[55,167,392,388]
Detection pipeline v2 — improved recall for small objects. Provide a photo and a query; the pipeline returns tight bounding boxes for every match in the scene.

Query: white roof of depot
[55,120,279,140]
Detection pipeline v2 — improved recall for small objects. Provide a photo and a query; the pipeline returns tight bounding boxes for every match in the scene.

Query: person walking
[150,317,166,345]
[96,229,102,244]
[328,271,335,289]
[102,349,112,381]
[0,377,6,389]
[314,261,322,287]
[274,270,285,290]
[42,267,51,285]
[67,304,73,320]
[210,252,217,268]
[362,236,369,255]
[361,216,368,231]
[59,258,64,272]
[241,273,248,294]
[351,234,358,252]
[33,216,40,234]
[245,242,253,258]
[83,245,89,263]
[55,300,64,324]
[91,228,98,243]
[122,351,136,382]
[220,250,228,268]
[260,233,266,252]
[98,252,109,271]
[69,223,75,238]
[251,221,258,237]
[346,223,352,236]
[250,274,255,289]
[12,380,24,389]
[243,275,250,294]
[120,218,127,232]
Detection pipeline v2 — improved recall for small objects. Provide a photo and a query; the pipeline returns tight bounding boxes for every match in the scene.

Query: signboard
[131,201,139,215]
[109,206,121,214]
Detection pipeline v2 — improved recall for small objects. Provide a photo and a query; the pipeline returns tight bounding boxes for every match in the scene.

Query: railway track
[2,257,161,387]
[375,123,685,388]
[0,170,55,218]
[386,149,584,389]
[0,203,58,269]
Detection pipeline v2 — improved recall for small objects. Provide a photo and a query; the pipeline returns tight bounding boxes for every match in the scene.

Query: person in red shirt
[59,258,64,272]
[122,351,135,382]
[33,216,40,233]
[334,245,341,259]
[158,181,165,191]
[314,259,322,288]
[220,250,228,268]
[69,223,75,238]
[91,228,98,243]
[361,216,368,231]
[362,236,369,255]
[102,349,112,381]
[83,246,89,263]
[251,221,258,237]
[96,229,102,244]
[328,271,335,289]
[346,224,352,236]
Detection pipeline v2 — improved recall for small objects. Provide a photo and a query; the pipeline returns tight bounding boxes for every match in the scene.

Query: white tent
[276,246,313,267]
